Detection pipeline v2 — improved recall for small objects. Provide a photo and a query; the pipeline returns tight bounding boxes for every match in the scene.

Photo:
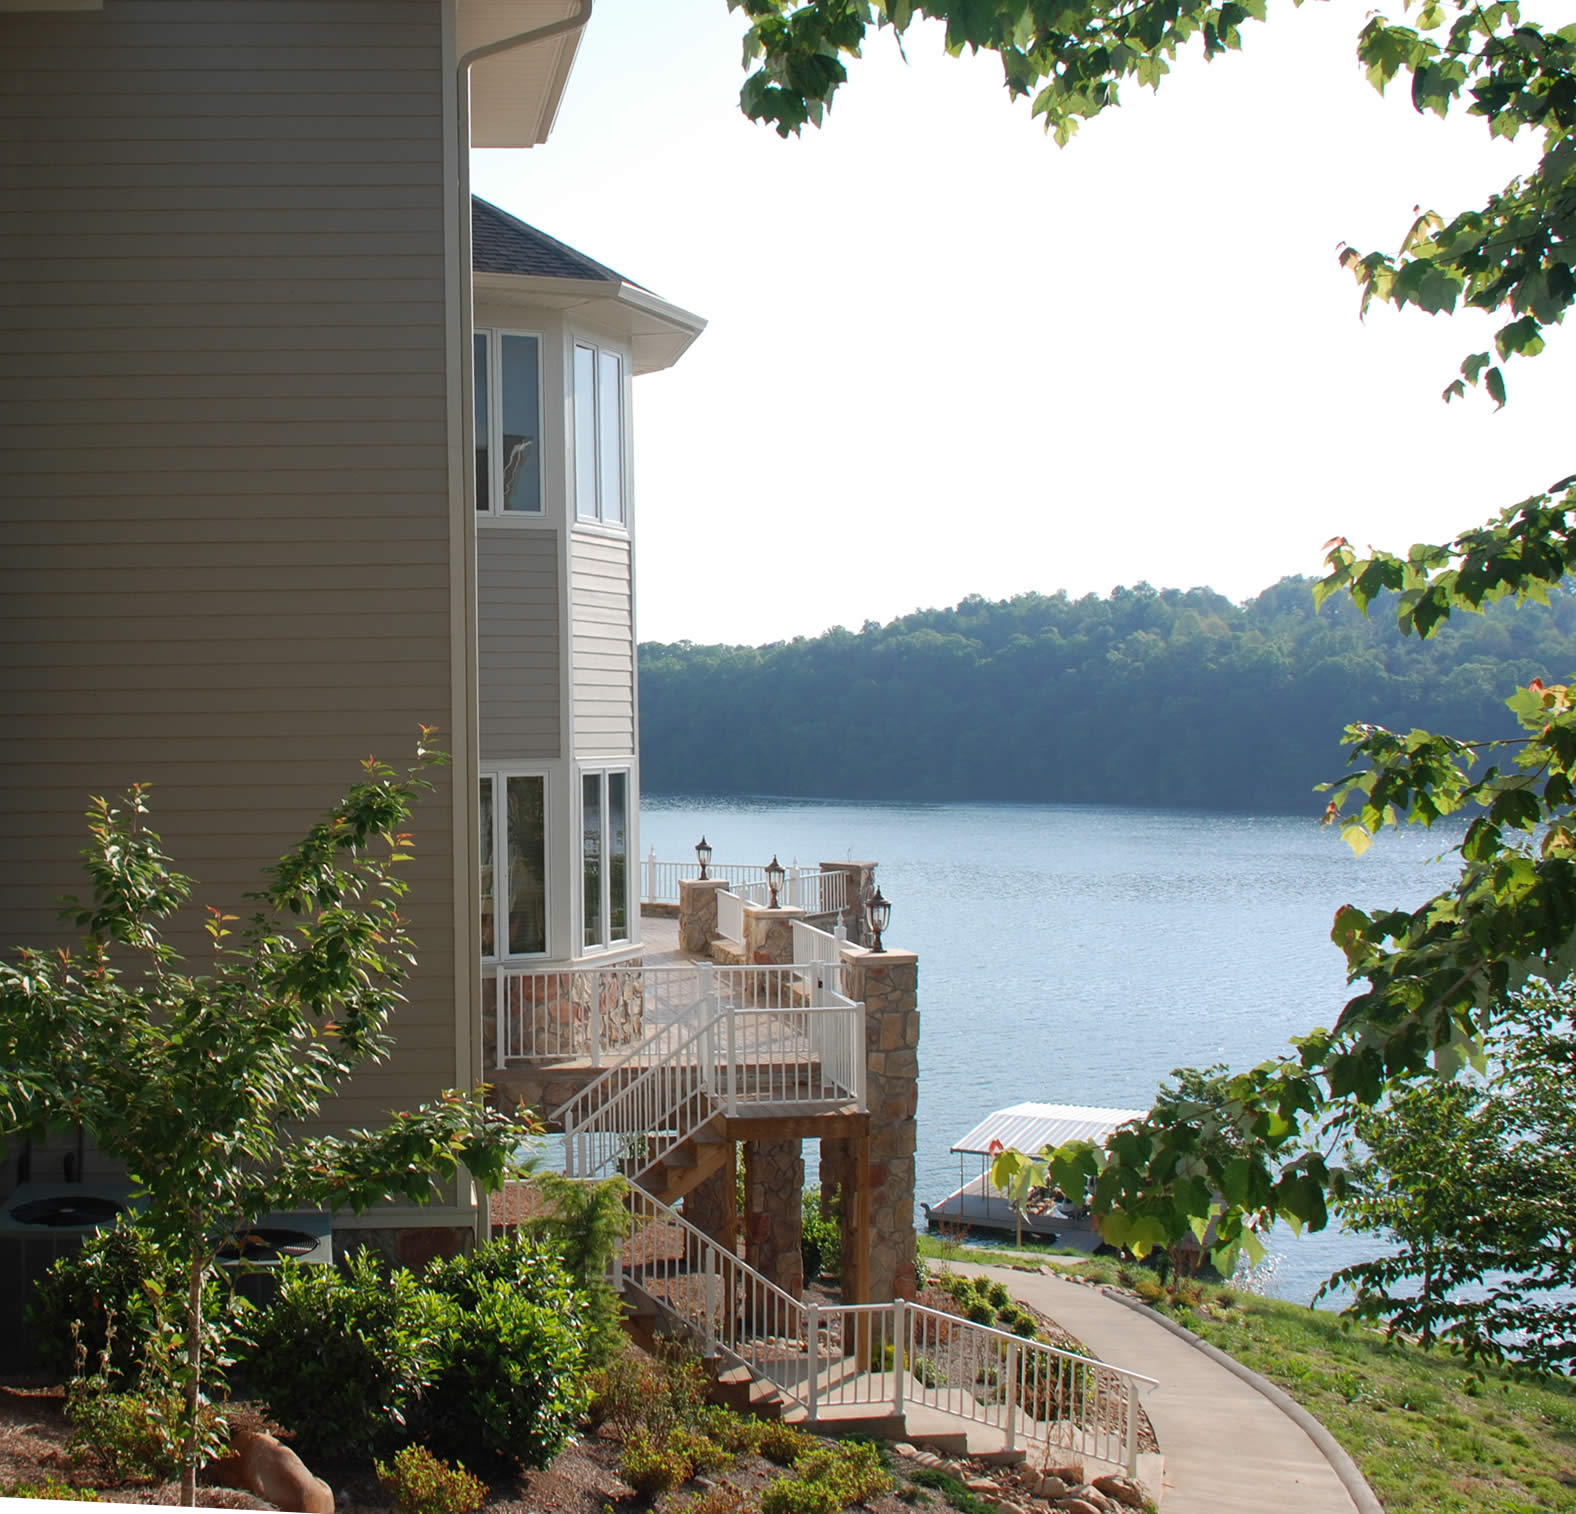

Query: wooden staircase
[632,1109,730,1206]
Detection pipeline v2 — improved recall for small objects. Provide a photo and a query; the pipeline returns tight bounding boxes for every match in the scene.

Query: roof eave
[473,271,708,374]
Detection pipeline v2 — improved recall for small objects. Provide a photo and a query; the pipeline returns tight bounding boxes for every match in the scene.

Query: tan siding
[570,533,634,753]
[0,0,462,1202]
[477,527,561,761]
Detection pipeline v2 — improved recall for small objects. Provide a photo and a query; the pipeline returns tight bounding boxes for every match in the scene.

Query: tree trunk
[180,1252,204,1507]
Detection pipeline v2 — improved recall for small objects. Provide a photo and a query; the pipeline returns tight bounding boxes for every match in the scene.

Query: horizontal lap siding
[570,533,634,754]
[477,527,561,761]
[0,0,461,1165]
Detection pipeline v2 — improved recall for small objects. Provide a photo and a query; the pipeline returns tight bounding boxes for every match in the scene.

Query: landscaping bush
[374,1445,487,1514]
[4,1479,100,1501]
[414,1273,589,1473]
[698,1404,763,1455]
[31,1221,199,1388]
[670,1487,750,1514]
[965,1300,995,1326]
[986,1282,1009,1310]
[760,1440,893,1514]
[619,1428,695,1496]
[1009,1314,1039,1340]
[801,1186,843,1282]
[757,1420,814,1466]
[244,1251,444,1460]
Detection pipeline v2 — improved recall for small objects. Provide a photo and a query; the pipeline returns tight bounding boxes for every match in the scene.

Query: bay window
[474,329,542,514]
[581,769,630,949]
[573,342,625,526]
[480,772,546,958]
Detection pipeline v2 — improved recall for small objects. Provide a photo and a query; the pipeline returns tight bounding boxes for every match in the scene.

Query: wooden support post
[846,1124,872,1305]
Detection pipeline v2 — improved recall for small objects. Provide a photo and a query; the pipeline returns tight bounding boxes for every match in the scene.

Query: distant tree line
[637,579,1576,814]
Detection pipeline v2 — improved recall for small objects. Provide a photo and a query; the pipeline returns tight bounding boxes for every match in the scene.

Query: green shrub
[668,1425,732,1476]
[698,1404,762,1454]
[910,1355,945,1388]
[670,1486,750,1514]
[31,1221,190,1388]
[946,1277,975,1302]
[1009,1314,1039,1339]
[971,1275,992,1294]
[986,1282,1010,1310]
[375,1446,487,1514]
[244,1251,443,1460]
[760,1439,893,1514]
[4,1479,100,1501]
[912,1246,930,1292]
[620,1428,693,1496]
[995,1306,1023,1330]
[587,1349,658,1438]
[415,1273,589,1473]
[801,1186,843,1281]
[965,1299,995,1326]
[757,1420,814,1465]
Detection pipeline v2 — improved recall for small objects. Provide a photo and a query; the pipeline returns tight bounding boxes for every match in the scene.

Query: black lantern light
[695,836,712,881]
[765,855,786,910]
[866,886,891,953]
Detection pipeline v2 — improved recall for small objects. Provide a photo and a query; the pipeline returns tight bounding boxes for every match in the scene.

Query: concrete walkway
[971,1265,1360,1514]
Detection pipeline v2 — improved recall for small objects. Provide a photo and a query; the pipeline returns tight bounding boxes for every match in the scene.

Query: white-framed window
[480,771,548,959]
[474,328,542,515]
[580,768,631,949]
[573,342,625,527]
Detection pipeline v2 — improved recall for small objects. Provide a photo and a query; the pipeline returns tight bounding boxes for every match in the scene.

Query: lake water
[640,792,1458,1307]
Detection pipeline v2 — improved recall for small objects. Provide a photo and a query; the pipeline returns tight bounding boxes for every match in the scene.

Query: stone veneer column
[841,947,920,1301]
[820,861,878,945]
[743,1138,804,1298]
[743,903,803,969]
[679,876,728,955]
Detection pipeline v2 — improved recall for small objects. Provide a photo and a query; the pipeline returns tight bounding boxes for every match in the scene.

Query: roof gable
[471,196,634,285]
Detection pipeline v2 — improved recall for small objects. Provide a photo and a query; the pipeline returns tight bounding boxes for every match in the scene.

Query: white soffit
[459,0,585,149]
[950,1102,1147,1157]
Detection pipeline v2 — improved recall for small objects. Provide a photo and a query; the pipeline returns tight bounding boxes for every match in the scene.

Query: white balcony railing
[640,852,849,918]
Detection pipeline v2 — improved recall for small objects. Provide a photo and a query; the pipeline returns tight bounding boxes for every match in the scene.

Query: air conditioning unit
[217,1209,334,1307]
[0,1180,137,1372]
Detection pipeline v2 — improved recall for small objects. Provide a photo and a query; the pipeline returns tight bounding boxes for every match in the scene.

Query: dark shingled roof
[472,195,635,286]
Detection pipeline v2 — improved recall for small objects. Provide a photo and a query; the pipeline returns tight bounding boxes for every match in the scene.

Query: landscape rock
[1092,1474,1144,1508]
[209,1430,333,1514]
[1052,1500,1105,1514]
[1071,1487,1117,1513]
[1043,1464,1086,1485]
[1036,1473,1072,1499]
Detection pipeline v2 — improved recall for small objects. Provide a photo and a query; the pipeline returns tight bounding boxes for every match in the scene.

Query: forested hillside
[638,579,1576,813]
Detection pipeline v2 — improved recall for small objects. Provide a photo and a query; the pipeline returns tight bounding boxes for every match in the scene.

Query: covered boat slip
[923,1102,1146,1250]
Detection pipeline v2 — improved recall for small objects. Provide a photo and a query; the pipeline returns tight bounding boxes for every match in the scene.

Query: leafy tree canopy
[729,0,1576,405]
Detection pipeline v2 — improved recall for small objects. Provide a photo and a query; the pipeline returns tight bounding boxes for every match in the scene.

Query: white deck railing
[555,993,864,1182]
[716,887,745,944]
[616,1188,1156,1474]
[495,959,851,1067]
[641,852,849,918]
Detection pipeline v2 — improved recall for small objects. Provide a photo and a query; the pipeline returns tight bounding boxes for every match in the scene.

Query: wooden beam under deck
[719,1106,868,1142]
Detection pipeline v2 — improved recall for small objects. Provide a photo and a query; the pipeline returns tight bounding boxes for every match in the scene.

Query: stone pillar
[679,876,727,955]
[842,946,919,1301]
[743,1138,804,1298]
[683,1153,737,1254]
[743,903,803,970]
[821,861,878,945]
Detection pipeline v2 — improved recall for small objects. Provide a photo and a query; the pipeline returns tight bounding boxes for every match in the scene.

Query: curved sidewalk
[972,1264,1361,1514]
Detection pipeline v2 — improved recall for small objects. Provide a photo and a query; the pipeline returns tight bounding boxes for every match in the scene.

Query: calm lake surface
[640,792,1457,1306]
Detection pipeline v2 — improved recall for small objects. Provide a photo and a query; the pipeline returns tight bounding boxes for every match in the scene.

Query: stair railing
[617,1188,1157,1473]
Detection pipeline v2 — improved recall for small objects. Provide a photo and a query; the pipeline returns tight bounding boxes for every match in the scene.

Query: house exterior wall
[569,531,636,757]
[0,0,473,1220]
[478,526,562,760]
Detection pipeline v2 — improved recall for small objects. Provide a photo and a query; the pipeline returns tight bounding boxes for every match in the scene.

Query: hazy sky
[473,0,1576,646]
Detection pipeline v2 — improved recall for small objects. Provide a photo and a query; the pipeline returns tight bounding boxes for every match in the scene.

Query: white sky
[472,0,1576,646]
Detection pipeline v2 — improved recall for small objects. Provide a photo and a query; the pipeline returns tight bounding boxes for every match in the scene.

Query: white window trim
[572,340,628,531]
[475,325,547,521]
[480,767,552,964]
[577,765,634,955]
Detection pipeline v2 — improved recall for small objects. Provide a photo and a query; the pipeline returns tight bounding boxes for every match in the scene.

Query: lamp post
[765,855,785,910]
[695,836,712,881]
[866,887,891,953]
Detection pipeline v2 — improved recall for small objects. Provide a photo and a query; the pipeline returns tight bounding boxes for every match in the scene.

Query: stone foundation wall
[679,877,727,955]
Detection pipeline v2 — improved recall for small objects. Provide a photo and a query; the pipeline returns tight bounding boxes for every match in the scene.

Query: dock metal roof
[949,1102,1147,1157]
